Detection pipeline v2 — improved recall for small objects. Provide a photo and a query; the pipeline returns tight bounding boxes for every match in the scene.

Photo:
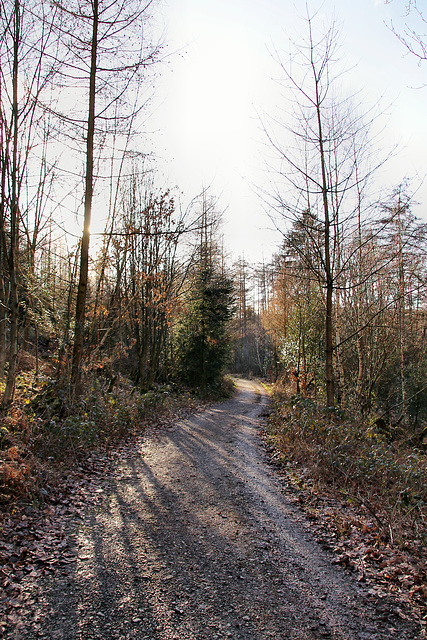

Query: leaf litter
[0,382,425,638]
[264,442,427,634]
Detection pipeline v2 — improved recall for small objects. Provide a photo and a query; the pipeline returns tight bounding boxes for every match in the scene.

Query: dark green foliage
[174,264,234,392]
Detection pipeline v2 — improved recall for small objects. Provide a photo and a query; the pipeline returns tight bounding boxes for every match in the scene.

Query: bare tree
[388,0,427,63]
[49,0,162,391]
[0,0,59,405]
[263,12,382,406]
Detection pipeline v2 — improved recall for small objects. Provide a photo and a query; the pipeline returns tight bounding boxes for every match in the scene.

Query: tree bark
[71,0,98,390]
[314,65,335,407]
[2,0,21,407]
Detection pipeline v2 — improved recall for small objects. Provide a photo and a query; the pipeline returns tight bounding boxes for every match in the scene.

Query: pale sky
[149,0,427,262]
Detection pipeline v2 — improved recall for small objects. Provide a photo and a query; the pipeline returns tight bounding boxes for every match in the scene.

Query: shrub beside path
[2,379,422,639]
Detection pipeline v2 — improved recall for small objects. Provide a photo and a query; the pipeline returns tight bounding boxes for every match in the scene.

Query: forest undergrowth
[0,351,215,510]
[265,381,427,627]
[0,353,236,629]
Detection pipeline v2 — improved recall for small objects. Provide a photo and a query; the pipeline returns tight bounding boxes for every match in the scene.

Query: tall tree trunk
[2,0,20,407]
[314,77,334,407]
[0,95,8,382]
[71,0,98,390]
[397,200,407,417]
[355,163,365,404]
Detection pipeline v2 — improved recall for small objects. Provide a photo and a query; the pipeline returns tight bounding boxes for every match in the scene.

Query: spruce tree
[174,198,234,393]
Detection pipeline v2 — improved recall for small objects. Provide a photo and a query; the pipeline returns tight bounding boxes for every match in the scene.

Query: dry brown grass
[266,385,427,552]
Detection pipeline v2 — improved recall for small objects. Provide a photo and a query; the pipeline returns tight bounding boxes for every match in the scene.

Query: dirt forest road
[11,378,421,639]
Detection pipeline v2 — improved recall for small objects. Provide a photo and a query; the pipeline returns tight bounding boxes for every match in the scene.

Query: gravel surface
[7,378,422,639]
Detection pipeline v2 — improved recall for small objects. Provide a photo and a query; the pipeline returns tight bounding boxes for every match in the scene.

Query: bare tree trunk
[314,73,335,407]
[2,0,20,407]
[71,0,98,390]
[355,162,365,404]
[0,97,8,382]
[397,199,407,417]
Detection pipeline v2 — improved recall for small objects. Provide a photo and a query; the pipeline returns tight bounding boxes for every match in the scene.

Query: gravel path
[10,378,421,639]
